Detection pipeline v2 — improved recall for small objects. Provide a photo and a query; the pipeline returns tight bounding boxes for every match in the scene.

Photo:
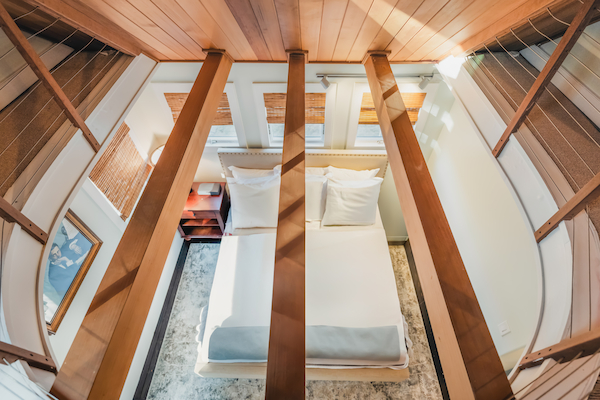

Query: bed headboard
[218,149,388,178]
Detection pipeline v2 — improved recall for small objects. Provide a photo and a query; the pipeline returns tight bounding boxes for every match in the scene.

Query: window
[164,92,238,145]
[254,83,336,148]
[347,83,431,148]
[263,92,326,145]
[154,82,246,147]
[356,92,426,145]
[89,123,152,220]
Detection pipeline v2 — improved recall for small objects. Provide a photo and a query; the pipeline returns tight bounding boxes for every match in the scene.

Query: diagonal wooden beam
[364,50,513,400]
[0,196,47,244]
[535,170,600,242]
[50,50,232,400]
[265,50,307,400]
[492,0,600,157]
[0,1,101,152]
[519,329,600,369]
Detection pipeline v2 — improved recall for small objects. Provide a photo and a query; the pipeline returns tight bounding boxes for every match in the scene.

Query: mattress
[198,211,409,369]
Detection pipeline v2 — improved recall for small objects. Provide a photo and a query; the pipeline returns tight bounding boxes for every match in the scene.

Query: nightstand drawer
[181,210,215,219]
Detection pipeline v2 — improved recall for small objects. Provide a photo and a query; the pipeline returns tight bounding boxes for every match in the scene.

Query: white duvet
[200,213,409,369]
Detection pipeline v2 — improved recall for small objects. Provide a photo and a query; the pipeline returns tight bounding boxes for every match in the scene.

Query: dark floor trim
[405,240,450,400]
[133,240,190,400]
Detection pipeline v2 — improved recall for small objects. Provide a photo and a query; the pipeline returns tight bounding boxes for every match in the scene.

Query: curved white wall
[0,55,157,385]
[428,98,540,358]
[439,58,573,371]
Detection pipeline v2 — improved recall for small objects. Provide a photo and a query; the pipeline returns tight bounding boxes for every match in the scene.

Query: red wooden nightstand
[178,182,229,240]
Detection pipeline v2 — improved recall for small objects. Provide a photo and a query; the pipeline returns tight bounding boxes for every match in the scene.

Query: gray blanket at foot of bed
[208,325,400,362]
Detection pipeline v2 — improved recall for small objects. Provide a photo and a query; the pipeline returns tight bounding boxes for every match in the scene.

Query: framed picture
[43,210,102,333]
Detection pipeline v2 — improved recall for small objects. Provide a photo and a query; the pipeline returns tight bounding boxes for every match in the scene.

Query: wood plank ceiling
[25,0,570,62]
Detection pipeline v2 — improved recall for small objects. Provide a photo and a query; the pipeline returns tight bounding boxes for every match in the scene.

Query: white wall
[427,99,539,357]
[48,181,125,365]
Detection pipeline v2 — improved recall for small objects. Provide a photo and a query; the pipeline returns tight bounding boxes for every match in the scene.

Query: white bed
[194,149,410,382]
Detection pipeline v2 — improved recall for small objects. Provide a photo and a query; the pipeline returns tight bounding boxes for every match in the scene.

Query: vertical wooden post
[265,50,306,400]
[50,50,232,400]
[363,51,513,400]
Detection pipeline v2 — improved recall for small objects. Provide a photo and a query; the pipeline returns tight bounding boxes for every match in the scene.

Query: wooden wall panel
[447,0,559,58]
[273,0,301,50]
[386,0,450,60]
[317,0,348,60]
[126,0,206,58]
[71,0,180,59]
[224,0,272,60]
[50,50,232,400]
[367,0,421,56]
[33,0,562,61]
[193,0,257,60]
[347,0,398,61]
[22,0,146,57]
[150,0,242,60]
[331,0,373,61]
[393,0,475,60]
[249,0,287,60]
[407,0,500,60]
[299,0,323,61]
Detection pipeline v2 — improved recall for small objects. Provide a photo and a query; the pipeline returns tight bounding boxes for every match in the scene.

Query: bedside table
[178,182,229,240]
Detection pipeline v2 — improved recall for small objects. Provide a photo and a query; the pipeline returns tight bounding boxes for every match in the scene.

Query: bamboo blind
[360,92,426,125]
[165,92,232,125]
[264,92,326,124]
[89,123,152,220]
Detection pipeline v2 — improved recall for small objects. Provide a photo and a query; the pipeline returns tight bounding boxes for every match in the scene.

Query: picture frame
[43,210,102,333]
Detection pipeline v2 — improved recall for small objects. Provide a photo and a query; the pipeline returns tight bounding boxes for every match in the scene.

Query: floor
[146,243,443,399]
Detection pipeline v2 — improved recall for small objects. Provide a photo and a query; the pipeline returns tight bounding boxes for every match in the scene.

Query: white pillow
[326,166,379,181]
[227,175,280,229]
[306,175,327,221]
[306,167,328,176]
[229,165,281,179]
[321,178,383,226]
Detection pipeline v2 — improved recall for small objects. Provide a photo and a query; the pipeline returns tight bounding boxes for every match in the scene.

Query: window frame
[346,82,438,149]
[252,82,337,148]
[153,82,247,147]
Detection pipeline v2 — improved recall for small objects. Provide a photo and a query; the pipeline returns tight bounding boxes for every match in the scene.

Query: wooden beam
[50,50,232,400]
[535,170,600,242]
[265,50,306,400]
[0,341,57,374]
[0,196,48,244]
[491,0,600,157]
[20,0,144,57]
[0,1,101,152]
[519,329,600,369]
[363,51,513,400]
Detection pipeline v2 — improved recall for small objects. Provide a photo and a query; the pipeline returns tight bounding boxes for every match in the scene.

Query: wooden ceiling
[14,0,573,62]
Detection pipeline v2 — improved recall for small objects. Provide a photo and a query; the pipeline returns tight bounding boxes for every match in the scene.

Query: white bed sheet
[200,215,409,369]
